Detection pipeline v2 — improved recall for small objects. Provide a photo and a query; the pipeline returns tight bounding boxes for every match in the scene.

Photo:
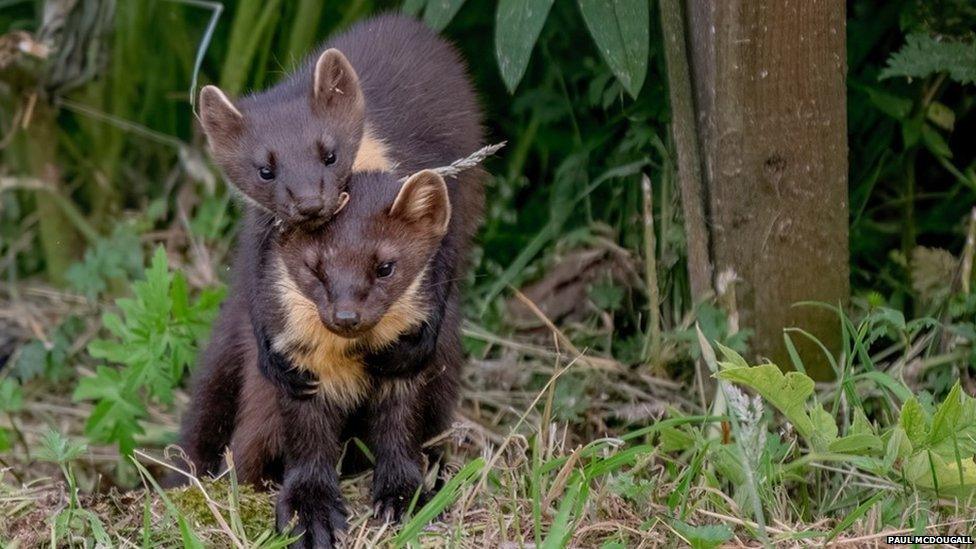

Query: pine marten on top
[178,14,484,548]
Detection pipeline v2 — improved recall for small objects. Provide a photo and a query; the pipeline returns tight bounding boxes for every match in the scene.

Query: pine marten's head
[198,49,369,227]
[277,169,451,340]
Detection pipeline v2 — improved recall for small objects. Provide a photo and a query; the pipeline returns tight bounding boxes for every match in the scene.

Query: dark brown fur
[179,14,484,549]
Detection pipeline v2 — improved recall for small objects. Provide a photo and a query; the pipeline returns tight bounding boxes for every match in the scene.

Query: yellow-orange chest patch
[271,260,428,408]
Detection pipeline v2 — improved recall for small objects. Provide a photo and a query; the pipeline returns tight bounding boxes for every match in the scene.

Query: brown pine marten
[235,168,477,546]
[178,14,484,548]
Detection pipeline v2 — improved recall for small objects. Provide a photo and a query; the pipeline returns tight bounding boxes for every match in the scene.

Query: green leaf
[829,433,883,455]
[36,429,87,464]
[899,397,931,449]
[717,364,837,450]
[882,427,911,473]
[495,0,555,93]
[927,382,976,457]
[850,407,877,437]
[926,101,955,131]
[921,123,952,159]
[659,426,696,452]
[402,0,427,16]
[863,86,912,120]
[905,450,976,498]
[423,0,466,31]
[671,520,733,549]
[11,340,47,382]
[577,0,648,98]
[880,33,976,85]
[715,342,749,369]
[0,378,23,413]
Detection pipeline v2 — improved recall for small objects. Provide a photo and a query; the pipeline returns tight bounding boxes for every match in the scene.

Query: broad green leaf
[905,451,976,498]
[577,0,648,98]
[495,0,555,93]
[717,365,836,450]
[423,0,466,31]
[899,397,931,448]
[833,409,883,455]
[927,382,976,457]
[882,427,911,473]
[811,407,839,444]
[850,408,877,437]
[829,434,883,455]
[715,342,749,369]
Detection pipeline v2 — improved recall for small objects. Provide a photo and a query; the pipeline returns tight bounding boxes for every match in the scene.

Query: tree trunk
[685,0,849,378]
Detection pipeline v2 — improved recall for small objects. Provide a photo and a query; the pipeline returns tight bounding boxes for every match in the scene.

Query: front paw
[267,363,320,400]
[371,463,428,523]
[276,482,348,549]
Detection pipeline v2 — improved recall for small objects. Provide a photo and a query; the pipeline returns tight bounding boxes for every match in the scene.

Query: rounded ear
[198,85,245,148]
[389,170,451,236]
[312,48,365,119]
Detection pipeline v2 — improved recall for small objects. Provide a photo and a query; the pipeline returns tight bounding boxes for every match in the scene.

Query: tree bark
[686,0,849,378]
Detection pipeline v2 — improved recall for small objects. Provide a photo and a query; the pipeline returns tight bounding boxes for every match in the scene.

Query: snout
[281,184,345,227]
[334,308,360,330]
[284,195,333,227]
[320,305,374,338]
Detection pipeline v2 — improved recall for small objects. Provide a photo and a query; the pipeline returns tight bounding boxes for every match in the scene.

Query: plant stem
[659,0,712,300]
[962,207,976,296]
[641,174,661,365]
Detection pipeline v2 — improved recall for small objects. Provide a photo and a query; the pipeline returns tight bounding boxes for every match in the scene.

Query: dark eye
[258,166,275,180]
[322,150,336,166]
[375,261,395,279]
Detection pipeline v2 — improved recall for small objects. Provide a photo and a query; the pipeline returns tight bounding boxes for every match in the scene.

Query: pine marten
[179,14,484,548]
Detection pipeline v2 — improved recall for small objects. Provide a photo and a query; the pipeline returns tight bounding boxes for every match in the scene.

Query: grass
[2,274,976,546]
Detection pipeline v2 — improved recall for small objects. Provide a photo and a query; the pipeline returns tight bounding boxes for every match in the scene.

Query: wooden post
[685,0,849,378]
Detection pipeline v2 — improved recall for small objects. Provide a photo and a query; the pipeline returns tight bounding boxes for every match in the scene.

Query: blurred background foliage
[0,0,973,464]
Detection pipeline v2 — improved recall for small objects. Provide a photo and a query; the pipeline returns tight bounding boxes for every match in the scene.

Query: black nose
[294,200,327,218]
[333,309,360,330]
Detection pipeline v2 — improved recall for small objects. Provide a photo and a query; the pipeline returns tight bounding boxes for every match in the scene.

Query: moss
[169,478,276,539]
